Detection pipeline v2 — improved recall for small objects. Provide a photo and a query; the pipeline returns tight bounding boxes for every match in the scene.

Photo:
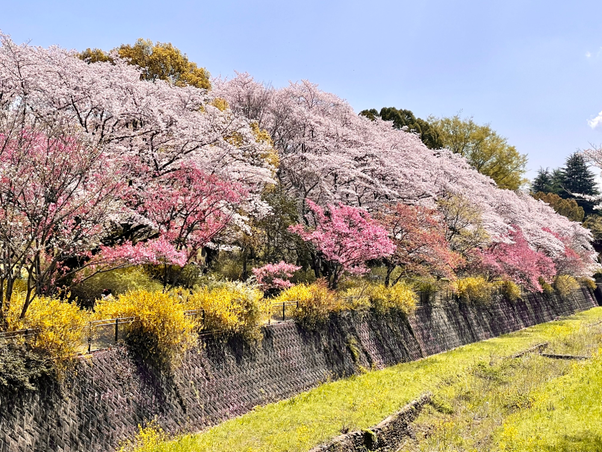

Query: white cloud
[586,51,592,58]
[589,112,602,129]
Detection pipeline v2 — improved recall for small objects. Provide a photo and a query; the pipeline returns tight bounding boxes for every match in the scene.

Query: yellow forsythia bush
[186,282,268,340]
[95,290,195,366]
[577,277,597,291]
[367,282,418,315]
[274,280,342,327]
[6,292,89,362]
[554,275,580,298]
[452,276,495,304]
[339,286,371,311]
[495,280,522,302]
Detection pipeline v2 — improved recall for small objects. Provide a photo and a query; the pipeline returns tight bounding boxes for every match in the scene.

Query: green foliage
[531,168,564,195]
[71,266,163,308]
[583,215,602,243]
[360,107,442,149]
[95,290,196,367]
[437,194,490,256]
[430,114,528,190]
[186,282,268,340]
[0,342,55,393]
[554,275,580,298]
[531,154,600,217]
[532,192,585,222]
[80,38,211,90]
[562,152,600,216]
[452,276,495,304]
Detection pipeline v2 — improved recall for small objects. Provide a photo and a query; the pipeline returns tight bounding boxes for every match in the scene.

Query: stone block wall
[0,288,598,452]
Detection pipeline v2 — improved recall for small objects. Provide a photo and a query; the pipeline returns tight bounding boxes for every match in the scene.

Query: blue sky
[2,0,602,182]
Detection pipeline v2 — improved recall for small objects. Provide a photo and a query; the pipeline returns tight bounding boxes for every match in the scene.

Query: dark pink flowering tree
[252,261,301,294]
[289,200,395,288]
[0,131,127,318]
[476,226,556,292]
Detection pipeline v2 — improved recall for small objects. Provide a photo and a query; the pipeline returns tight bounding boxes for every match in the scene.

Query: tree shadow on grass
[543,432,602,452]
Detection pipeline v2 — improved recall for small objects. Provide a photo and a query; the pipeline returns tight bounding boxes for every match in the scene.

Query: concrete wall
[0,287,597,452]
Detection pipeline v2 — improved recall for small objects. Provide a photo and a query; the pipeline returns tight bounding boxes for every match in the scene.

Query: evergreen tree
[531,168,556,194]
[562,152,600,216]
[360,107,443,150]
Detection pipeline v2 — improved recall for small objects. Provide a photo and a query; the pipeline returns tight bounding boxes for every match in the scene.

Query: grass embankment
[125,308,602,452]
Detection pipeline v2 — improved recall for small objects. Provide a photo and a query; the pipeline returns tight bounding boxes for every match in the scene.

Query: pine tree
[562,153,600,216]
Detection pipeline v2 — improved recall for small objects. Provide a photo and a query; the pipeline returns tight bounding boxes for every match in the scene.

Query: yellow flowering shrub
[577,276,596,291]
[367,282,418,315]
[554,275,580,298]
[186,282,268,340]
[95,290,195,366]
[452,276,495,304]
[538,276,555,295]
[496,280,522,302]
[5,292,89,362]
[118,421,168,452]
[339,286,371,311]
[274,280,342,327]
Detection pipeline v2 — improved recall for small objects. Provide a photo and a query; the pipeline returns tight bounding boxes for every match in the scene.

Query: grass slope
[123,307,602,452]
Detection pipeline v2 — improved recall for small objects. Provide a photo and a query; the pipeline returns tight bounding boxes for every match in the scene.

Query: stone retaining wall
[0,287,598,452]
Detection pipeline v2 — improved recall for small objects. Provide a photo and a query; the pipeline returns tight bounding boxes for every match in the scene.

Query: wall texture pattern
[0,288,598,452]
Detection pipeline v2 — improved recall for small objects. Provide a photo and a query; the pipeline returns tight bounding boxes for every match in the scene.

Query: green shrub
[554,275,580,298]
[539,277,555,295]
[95,290,195,367]
[71,266,163,307]
[0,342,55,393]
[186,282,268,340]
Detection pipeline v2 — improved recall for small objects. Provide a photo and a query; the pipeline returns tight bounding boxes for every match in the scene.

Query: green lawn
[123,307,602,452]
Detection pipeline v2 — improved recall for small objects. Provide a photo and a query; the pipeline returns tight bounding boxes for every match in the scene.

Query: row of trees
[0,34,599,324]
[360,107,528,191]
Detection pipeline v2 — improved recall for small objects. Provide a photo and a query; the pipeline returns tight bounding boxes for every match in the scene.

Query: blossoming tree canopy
[289,201,395,288]
[0,131,124,317]
[376,203,461,285]
[0,34,278,316]
[217,73,599,278]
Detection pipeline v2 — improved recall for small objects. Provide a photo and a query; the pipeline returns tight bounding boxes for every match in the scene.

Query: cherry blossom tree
[474,226,556,292]
[376,203,461,285]
[217,73,599,280]
[252,261,301,293]
[0,130,126,319]
[289,201,395,288]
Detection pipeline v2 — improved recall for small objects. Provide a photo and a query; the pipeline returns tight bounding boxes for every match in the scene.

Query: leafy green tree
[360,107,442,149]
[429,115,528,190]
[532,192,585,222]
[80,39,210,90]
